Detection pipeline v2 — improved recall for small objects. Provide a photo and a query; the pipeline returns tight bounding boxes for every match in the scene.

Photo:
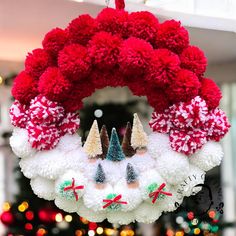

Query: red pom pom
[119,37,153,76]
[27,122,61,150]
[180,46,207,76]
[170,129,207,155]
[67,14,98,46]
[29,96,64,125]
[88,32,122,70]
[59,112,80,135]
[205,108,230,141]
[25,48,53,78]
[58,44,91,81]
[149,111,172,133]
[12,71,38,104]
[156,20,189,54]
[166,69,201,103]
[9,101,29,128]
[115,0,125,10]
[127,77,147,96]
[200,78,222,109]
[96,8,129,38]
[42,28,68,57]
[128,11,159,45]
[39,67,72,102]
[146,49,180,87]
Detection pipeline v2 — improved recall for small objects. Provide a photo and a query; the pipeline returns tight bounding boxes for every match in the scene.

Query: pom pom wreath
[170,129,207,155]
[10,128,36,158]
[55,197,79,213]
[96,8,129,38]
[156,150,189,184]
[200,78,222,109]
[189,141,223,171]
[128,11,159,45]
[58,44,91,81]
[180,46,207,76]
[38,67,72,102]
[166,69,201,103]
[59,112,80,135]
[131,153,155,172]
[42,28,68,57]
[88,32,122,70]
[146,49,180,87]
[107,211,135,225]
[56,134,82,152]
[11,71,38,104]
[27,122,61,150]
[149,111,172,133]
[156,20,189,54]
[25,48,53,78]
[67,14,98,46]
[29,96,64,125]
[9,101,29,128]
[31,177,55,200]
[119,37,153,76]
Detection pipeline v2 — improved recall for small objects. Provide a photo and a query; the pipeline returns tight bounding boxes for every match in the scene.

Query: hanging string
[115,0,125,10]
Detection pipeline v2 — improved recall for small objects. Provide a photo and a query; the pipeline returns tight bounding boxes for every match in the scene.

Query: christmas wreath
[9,0,230,224]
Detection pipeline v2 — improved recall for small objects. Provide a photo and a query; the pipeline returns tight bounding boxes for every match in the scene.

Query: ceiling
[0,0,236,65]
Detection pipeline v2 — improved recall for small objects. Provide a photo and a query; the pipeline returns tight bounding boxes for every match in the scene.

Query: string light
[55,213,63,222]
[194,228,201,235]
[25,223,33,231]
[80,217,89,224]
[64,214,72,222]
[0,76,3,85]
[3,202,11,211]
[175,231,184,236]
[191,218,199,226]
[36,228,47,236]
[88,230,95,236]
[208,210,216,219]
[75,230,83,236]
[18,201,29,212]
[25,211,34,220]
[105,228,116,236]
[96,227,104,235]
[120,229,135,236]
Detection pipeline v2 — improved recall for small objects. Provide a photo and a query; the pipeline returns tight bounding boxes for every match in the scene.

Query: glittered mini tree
[94,164,106,184]
[84,120,102,159]
[106,128,125,162]
[126,163,138,184]
[131,113,148,153]
[100,125,109,160]
[122,122,135,157]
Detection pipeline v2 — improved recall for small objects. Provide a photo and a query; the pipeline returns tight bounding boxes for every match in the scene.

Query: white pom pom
[147,132,171,159]
[189,141,223,171]
[131,153,155,172]
[30,177,55,200]
[156,150,189,184]
[77,202,106,222]
[57,134,82,152]
[134,202,162,223]
[10,128,36,158]
[107,211,135,225]
[55,197,80,213]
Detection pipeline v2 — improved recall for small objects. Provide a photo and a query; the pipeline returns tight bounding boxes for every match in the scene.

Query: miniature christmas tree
[100,125,109,159]
[122,122,135,157]
[126,163,138,184]
[106,128,125,162]
[131,113,148,150]
[84,120,102,158]
[94,164,106,184]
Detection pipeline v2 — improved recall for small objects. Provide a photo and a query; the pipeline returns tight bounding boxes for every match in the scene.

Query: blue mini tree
[94,163,106,184]
[106,128,125,161]
[126,163,138,184]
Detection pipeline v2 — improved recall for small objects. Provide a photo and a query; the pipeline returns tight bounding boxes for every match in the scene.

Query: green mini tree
[94,164,106,184]
[126,163,138,184]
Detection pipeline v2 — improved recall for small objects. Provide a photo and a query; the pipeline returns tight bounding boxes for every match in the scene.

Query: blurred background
[0,0,236,235]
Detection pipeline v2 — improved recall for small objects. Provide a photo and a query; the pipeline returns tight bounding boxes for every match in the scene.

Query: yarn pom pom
[88,32,122,70]
[42,28,68,57]
[29,96,64,125]
[180,46,207,76]
[11,71,38,104]
[119,37,153,76]
[59,112,80,135]
[156,20,189,54]
[25,48,53,78]
[200,78,222,109]
[58,44,91,81]
[97,8,129,38]
[146,49,180,87]
[39,67,72,102]
[128,11,159,45]
[67,14,98,45]
[170,129,207,155]
[166,69,200,103]
[9,100,29,128]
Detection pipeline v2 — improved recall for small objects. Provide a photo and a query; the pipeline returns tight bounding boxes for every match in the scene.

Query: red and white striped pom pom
[9,100,29,128]
[169,129,207,155]
[59,112,80,135]
[149,110,172,133]
[29,95,65,125]
[169,96,208,130]
[27,122,61,150]
[205,108,230,142]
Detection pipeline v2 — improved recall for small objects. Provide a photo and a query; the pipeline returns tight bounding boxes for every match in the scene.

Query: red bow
[149,183,172,204]
[63,178,84,201]
[103,194,127,209]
